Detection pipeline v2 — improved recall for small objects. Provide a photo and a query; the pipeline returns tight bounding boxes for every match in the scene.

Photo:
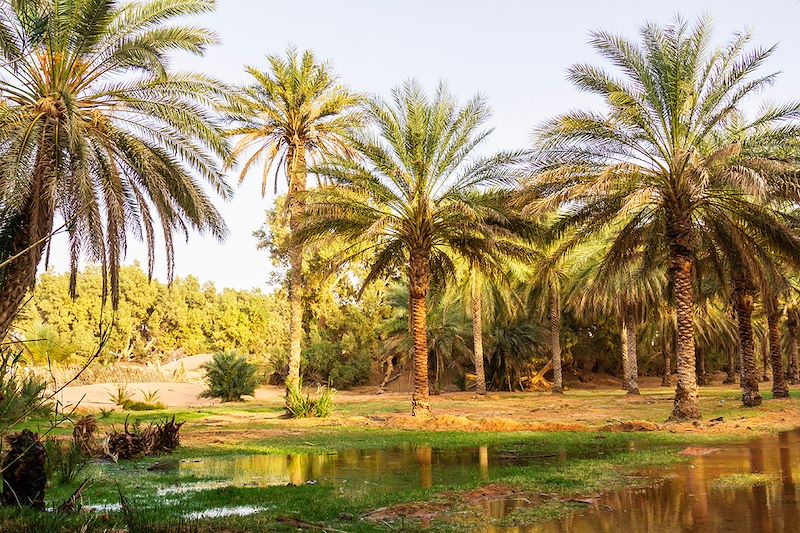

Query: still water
[518,430,800,533]
[177,430,800,532]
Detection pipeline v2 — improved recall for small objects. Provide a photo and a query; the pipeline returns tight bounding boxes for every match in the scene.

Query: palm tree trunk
[624,304,640,395]
[661,334,672,387]
[724,348,736,384]
[548,281,563,394]
[285,146,307,392]
[0,151,55,340]
[409,249,432,416]
[734,282,762,407]
[668,251,700,419]
[695,346,707,386]
[470,276,487,395]
[761,340,771,382]
[788,308,800,385]
[620,318,629,390]
[767,298,789,398]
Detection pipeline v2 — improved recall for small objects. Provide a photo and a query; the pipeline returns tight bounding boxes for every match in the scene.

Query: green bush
[303,338,371,389]
[285,378,336,418]
[201,351,258,402]
[122,400,166,411]
[0,349,49,428]
[43,438,88,486]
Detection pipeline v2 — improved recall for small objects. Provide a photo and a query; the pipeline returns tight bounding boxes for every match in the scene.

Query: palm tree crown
[0,0,231,338]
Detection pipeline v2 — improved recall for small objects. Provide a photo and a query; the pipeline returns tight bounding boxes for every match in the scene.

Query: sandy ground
[56,367,800,441]
[55,381,288,409]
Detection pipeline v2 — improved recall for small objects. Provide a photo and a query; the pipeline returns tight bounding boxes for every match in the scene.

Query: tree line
[1,2,799,419]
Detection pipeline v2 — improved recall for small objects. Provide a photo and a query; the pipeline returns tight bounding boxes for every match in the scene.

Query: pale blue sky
[52,0,800,290]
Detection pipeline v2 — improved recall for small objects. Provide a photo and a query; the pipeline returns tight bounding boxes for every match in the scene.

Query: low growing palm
[296,81,532,416]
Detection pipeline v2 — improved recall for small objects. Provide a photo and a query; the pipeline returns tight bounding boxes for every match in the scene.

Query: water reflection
[177,430,800,532]
[179,444,545,496]
[524,429,800,533]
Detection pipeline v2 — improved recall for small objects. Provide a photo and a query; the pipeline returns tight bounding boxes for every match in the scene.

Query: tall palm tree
[0,0,231,339]
[462,262,528,395]
[224,48,363,391]
[787,297,800,385]
[526,239,569,394]
[296,81,531,416]
[765,289,790,398]
[525,17,800,419]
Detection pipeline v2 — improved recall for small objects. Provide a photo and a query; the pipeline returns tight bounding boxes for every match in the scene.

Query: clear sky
[50,0,800,291]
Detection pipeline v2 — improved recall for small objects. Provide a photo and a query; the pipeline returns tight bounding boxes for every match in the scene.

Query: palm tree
[469,272,487,395]
[296,81,531,416]
[224,48,363,391]
[788,303,800,385]
[525,17,800,419]
[567,239,664,395]
[765,289,790,398]
[525,240,569,394]
[0,0,231,339]
[458,260,528,395]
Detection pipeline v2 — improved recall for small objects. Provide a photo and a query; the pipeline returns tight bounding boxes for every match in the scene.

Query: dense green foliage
[201,351,260,402]
[14,265,287,365]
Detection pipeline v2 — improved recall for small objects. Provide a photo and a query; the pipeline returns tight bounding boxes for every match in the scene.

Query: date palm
[567,238,665,395]
[526,17,800,419]
[0,0,231,339]
[296,81,531,416]
[224,47,363,390]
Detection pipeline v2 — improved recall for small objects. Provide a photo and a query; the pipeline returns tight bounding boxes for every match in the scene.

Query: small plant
[285,378,336,418]
[314,385,336,418]
[107,384,133,407]
[0,348,50,427]
[200,351,258,402]
[43,438,89,486]
[99,407,114,419]
[140,389,161,404]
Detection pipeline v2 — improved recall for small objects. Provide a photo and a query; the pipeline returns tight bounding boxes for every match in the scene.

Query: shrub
[201,351,258,402]
[43,438,88,486]
[0,349,49,428]
[303,337,371,389]
[107,384,133,407]
[285,378,336,418]
[122,400,166,411]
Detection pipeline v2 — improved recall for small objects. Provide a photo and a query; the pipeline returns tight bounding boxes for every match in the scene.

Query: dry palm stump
[1,429,46,510]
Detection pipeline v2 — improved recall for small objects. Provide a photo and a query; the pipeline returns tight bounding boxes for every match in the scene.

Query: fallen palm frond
[72,415,98,455]
[101,416,184,462]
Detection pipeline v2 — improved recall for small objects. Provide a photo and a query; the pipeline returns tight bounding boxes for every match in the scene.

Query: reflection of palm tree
[686,457,709,530]
[479,446,489,481]
[779,432,799,530]
[288,454,305,486]
[416,446,433,490]
[750,446,772,533]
